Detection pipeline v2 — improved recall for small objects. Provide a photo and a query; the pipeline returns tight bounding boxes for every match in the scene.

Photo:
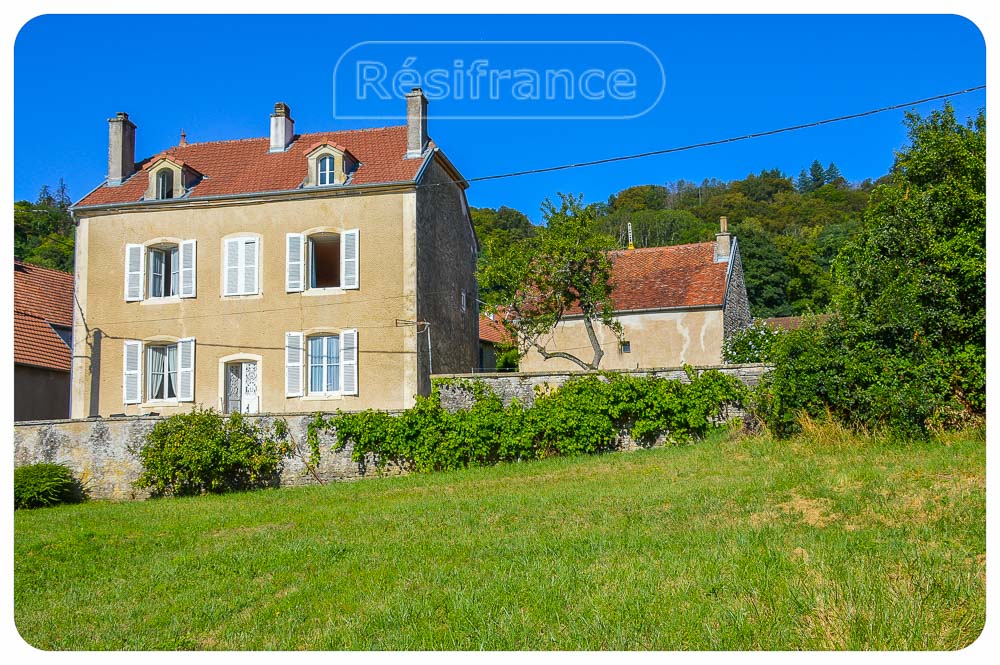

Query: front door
[225,361,259,414]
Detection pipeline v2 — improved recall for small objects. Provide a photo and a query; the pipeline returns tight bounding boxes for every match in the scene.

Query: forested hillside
[472,161,882,318]
[14,181,75,273]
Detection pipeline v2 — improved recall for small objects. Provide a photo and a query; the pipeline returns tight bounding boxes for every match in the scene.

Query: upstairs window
[148,245,179,298]
[309,233,341,288]
[318,156,335,186]
[156,169,174,199]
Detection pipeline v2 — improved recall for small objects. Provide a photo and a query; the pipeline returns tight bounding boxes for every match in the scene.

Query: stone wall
[723,240,753,341]
[13,412,403,501]
[433,364,771,410]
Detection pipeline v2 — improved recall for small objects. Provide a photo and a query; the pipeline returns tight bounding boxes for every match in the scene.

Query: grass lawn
[14,425,985,650]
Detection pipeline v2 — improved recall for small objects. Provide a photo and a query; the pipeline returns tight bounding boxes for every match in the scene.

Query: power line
[422,85,986,188]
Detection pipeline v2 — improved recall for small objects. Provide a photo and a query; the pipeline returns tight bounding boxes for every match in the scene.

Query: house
[69,89,478,418]
[478,314,512,371]
[518,219,751,371]
[14,260,74,421]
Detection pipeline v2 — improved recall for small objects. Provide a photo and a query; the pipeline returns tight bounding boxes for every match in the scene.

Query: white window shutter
[243,238,258,295]
[341,229,359,290]
[124,244,144,301]
[341,328,358,396]
[286,233,304,292]
[179,240,197,298]
[285,332,304,397]
[123,340,143,404]
[177,338,196,402]
[224,238,240,296]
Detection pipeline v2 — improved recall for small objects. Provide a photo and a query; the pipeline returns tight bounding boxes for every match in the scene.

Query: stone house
[518,221,752,371]
[13,260,74,421]
[478,313,512,372]
[69,89,477,418]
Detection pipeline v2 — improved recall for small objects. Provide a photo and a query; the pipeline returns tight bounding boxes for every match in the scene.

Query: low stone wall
[433,363,771,410]
[12,412,403,501]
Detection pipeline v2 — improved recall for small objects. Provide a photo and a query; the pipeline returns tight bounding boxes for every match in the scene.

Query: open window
[148,244,179,298]
[309,233,341,288]
[286,230,359,292]
[123,338,195,405]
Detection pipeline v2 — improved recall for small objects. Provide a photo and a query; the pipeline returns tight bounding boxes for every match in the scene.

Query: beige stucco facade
[70,163,476,418]
[518,308,725,372]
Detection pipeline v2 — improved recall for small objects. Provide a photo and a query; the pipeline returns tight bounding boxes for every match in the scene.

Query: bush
[14,463,84,509]
[751,316,980,439]
[723,320,783,364]
[133,408,292,497]
[316,369,746,473]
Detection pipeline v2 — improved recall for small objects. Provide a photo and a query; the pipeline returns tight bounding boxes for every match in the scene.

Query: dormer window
[318,156,335,186]
[156,169,174,199]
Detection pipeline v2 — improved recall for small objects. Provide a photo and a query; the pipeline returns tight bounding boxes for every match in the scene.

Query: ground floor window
[308,335,341,394]
[147,344,177,400]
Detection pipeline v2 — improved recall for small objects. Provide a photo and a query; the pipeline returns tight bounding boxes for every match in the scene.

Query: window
[318,156,335,186]
[309,233,341,288]
[123,338,195,405]
[147,344,178,401]
[286,230,358,292]
[223,237,259,296]
[148,245,179,298]
[125,241,196,301]
[156,169,174,199]
[308,335,341,394]
[620,341,631,354]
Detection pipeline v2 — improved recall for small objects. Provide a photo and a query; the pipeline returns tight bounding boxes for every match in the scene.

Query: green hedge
[310,369,746,474]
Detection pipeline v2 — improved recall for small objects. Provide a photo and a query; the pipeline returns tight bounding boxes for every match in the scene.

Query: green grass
[14,426,985,650]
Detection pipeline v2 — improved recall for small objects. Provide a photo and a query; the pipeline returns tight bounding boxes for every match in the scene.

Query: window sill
[221,293,263,300]
[302,287,347,296]
[140,296,182,306]
[141,399,180,407]
[298,393,344,401]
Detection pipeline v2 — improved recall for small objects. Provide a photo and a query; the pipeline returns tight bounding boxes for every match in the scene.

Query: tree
[470,205,536,254]
[834,103,984,394]
[607,184,670,212]
[823,162,845,187]
[478,193,622,370]
[15,182,75,272]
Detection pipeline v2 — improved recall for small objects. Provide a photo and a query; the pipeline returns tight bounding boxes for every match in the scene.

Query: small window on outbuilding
[620,341,631,354]
[309,233,341,288]
[156,169,174,199]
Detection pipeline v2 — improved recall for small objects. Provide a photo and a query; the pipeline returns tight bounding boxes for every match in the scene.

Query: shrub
[723,320,783,364]
[14,463,84,509]
[133,408,292,497]
[751,316,980,439]
[316,369,746,473]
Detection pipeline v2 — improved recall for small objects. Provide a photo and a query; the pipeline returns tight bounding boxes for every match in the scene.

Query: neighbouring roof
[479,315,512,345]
[75,125,436,208]
[14,261,74,371]
[595,242,730,314]
[764,314,831,331]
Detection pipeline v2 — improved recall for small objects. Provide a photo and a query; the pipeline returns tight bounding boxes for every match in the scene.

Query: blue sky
[14,14,985,222]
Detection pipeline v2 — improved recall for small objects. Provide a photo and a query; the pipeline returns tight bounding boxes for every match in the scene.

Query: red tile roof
[75,125,432,208]
[13,261,74,371]
[565,242,729,315]
[479,315,512,345]
[606,243,729,312]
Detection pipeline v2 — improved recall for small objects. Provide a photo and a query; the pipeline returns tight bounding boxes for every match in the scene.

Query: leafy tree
[470,205,536,253]
[607,184,670,212]
[14,183,75,272]
[478,193,622,370]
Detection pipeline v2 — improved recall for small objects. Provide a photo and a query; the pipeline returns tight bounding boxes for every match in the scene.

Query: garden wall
[13,364,769,501]
[12,413,403,501]
[433,363,770,410]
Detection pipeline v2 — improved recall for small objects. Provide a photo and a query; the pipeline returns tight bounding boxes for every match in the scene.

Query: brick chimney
[107,112,136,186]
[715,216,732,262]
[405,88,428,159]
[269,102,294,153]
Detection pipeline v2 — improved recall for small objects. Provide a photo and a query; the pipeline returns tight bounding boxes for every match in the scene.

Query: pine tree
[823,162,844,185]
[796,168,811,192]
[808,160,826,191]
